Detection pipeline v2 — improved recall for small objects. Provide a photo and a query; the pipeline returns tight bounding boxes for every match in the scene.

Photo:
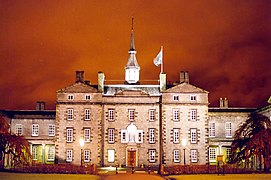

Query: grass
[168,174,271,180]
[0,172,100,180]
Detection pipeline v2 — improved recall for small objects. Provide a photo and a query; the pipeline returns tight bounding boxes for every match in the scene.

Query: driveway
[102,174,164,180]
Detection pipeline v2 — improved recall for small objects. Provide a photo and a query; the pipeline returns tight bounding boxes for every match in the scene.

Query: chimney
[159,73,167,92]
[85,80,91,85]
[180,71,189,84]
[219,98,228,108]
[98,71,105,93]
[75,71,84,83]
[36,101,45,111]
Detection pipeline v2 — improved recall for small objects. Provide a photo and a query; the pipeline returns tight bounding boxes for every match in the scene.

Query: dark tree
[231,113,271,172]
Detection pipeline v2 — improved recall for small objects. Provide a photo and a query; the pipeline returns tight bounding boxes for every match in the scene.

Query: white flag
[153,47,163,66]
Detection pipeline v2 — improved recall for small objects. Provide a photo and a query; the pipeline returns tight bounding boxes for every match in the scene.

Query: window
[225,122,232,137]
[68,95,74,100]
[85,95,91,100]
[108,128,114,143]
[32,124,39,136]
[84,129,90,142]
[191,109,197,121]
[149,150,155,163]
[84,150,90,162]
[190,128,197,144]
[191,149,198,163]
[226,148,231,160]
[149,109,155,121]
[66,128,73,142]
[136,130,143,143]
[108,109,114,121]
[108,149,115,162]
[173,149,180,163]
[173,129,179,144]
[190,95,196,101]
[173,95,179,101]
[66,149,73,162]
[48,146,55,161]
[149,128,155,143]
[121,130,127,143]
[129,109,135,121]
[85,109,90,120]
[209,148,216,162]
[15,124,22,136]
[48,124,55,136]
[209,122,215,137]
[67,109,73,120]
[32,146,38,160]
[173,109,180,121]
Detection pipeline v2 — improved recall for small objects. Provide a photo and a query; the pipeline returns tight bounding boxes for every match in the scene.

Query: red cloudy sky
[0,0,270,110]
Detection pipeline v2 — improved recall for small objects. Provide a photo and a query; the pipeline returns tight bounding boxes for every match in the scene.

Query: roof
[165,82,208,93]
[208,108,256,113]
[0,110,55,119]
[57,82,98,93]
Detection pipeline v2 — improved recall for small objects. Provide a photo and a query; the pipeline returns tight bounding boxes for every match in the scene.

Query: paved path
[101,174,165,180]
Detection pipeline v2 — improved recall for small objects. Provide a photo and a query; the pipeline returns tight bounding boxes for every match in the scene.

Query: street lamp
[79,138,84,166]
[182,138,187,165]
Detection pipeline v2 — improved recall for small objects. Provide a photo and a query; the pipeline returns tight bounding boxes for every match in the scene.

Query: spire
[130,17,135,51]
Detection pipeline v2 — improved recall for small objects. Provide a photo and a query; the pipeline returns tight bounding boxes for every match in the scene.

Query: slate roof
[103,85,160,96]
[165,82,208,93]
[57,82,98,93]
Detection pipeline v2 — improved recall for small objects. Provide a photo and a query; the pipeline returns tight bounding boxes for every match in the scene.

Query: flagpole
[161,46,163,73]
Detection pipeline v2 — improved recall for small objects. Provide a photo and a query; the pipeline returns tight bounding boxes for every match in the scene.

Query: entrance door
[127,150,136,167]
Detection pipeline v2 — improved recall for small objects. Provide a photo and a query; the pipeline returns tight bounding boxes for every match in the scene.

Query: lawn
[0,172,100,180]
[168,174,271,180]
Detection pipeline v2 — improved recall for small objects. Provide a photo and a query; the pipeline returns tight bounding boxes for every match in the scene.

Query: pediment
[57,82,98,93]
[166,82,208,93]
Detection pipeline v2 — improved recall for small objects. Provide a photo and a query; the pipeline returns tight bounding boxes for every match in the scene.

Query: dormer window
[85,95,91,100]
[173,95,179,101]
[190,95,196,101]
[68,95,74,100]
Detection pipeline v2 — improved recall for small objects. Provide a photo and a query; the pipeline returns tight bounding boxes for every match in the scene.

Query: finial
[131,17,134,30]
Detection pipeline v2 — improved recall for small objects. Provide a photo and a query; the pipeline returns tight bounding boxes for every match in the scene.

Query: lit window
[108,128,114,143]
[85,95,91,100]
[108,109,114,121]
[108,149,115,162]
[191,149,197,163]
[225,122,232,137]
[190,128,197,144]
[68,95,74,100]
[84,150,90,162]
[32,146,38,160]
[173,149,180,163]
[67,109,73,120]
[121,130,127,143]
[84,129,90,142]
[209,148,216,162]
[173,109,180,121]
[48,124,55,136]
[173,129,179,144]
[226,148,232,160]
[66,128,73,142]
[85,109,90,120]
[66,149,73,162]
[129,109,135,121]
[149,149,155,163]
[173,95,179,101]
[32,124,39,136]
[136,130,143,143]
[191,109,197,121]
[209,122,215,137]
[15,124,22,136]
[190,95,196,101]
[48,146,55,161]
[149,128,155,143]
[149,109,155,121]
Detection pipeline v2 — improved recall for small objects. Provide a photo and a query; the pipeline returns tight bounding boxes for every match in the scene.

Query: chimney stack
[180,71,189,84]
[98,71,105,93]
[36,101,45,111]
[219,98,229,108]
[75,71,85,83]
[159,73,167,92]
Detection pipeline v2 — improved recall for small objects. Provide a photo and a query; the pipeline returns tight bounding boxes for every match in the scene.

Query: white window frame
[209,122,215,137]
[173,109,180,121]
[190,128,197,144]
[209,148,216,162]
[225,122,232,138]
[191,109,197,121]
[173,128,180,144]
[226,148,231,160]
[32,124,39,136]
[67,109,73,120]
[136,130,143,143]
[121,130,128,143]
[15,124,22,136]
[68,94,74,100]
[129,109,135,121]
[191,149,198,163]
[66,149,73,162]
[32,146,38,160]
[149,109,155,121]
[190,95,197,101]
[173,149,180,163]
[108,149,115,162]
[48,146,55,161]
[48,124,55,136]
[85,109,90,120]
[66,128,73,142]
[85,95,91,100]
[84,129,90,142]
[84,150,90,162]
[149,128,155,144]
[108,109,114,121]
[173,95,179,101]
[108,128,114,143]
[149,150,155,163]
